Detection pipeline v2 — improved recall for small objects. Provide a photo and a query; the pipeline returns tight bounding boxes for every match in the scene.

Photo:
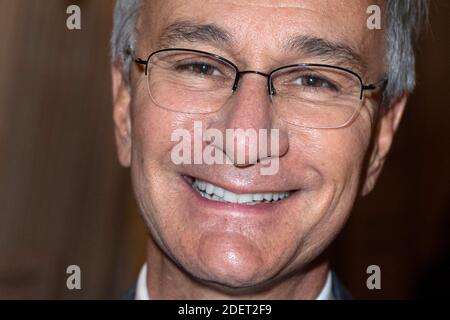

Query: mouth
[188,177,292,206]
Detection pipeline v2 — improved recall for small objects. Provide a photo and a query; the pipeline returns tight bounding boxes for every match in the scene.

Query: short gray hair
[111,0,428,106]
[111,0,142,82]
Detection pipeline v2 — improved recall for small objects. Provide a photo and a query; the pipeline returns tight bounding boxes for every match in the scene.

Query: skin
[112,0,408,299]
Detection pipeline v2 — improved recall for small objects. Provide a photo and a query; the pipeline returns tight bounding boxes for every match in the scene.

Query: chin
[174,229,286,289]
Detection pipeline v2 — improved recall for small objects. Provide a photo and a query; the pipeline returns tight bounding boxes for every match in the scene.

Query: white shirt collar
[316,271,334,300]
[135,264,150,300]
[135,264,333,300]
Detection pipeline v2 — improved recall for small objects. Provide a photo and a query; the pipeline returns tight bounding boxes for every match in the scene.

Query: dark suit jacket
[122,271,351,300]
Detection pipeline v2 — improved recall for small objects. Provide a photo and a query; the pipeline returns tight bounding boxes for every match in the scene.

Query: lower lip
[180,176,294,216]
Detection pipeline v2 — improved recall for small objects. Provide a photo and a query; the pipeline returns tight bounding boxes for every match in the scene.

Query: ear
[112,62,132,167]
[361,93,408,196]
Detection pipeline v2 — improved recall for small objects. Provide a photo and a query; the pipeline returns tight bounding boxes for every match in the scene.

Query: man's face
[114,0,391,288]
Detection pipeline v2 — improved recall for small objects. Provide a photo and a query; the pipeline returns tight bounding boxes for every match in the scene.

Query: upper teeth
[192,179,291,205]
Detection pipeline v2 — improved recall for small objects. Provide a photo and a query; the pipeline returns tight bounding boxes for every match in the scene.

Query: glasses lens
[146,50,236,114]
[271,65,363,128]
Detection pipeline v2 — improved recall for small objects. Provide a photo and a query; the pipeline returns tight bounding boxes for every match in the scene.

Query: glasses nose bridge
[232,70,275,96]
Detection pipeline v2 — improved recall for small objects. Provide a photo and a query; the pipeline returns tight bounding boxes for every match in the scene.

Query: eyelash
[290,74,339,91]
[175,62,222,76]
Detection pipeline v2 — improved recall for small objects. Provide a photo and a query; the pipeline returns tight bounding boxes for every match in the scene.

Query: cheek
[130,88,197,167]
[128,93,188,219]
[290,121,370,184]
[287,123,372,258]
[318,109,373,181]
[334,131,367,171]
[320,119,373,222]
[299,119,372,220]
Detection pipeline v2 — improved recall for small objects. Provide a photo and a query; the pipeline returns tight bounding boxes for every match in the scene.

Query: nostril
[234,162,255,168]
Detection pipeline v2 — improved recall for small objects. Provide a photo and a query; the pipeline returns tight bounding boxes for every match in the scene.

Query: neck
[145,238,330,300]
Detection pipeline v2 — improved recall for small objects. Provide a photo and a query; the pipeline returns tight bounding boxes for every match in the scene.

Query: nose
[208,73,289,167]
[232,70,276,96]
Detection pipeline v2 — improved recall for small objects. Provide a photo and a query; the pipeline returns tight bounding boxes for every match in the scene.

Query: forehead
[138,0,383,71]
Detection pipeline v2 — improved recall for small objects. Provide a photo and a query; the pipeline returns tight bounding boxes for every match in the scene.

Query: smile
[191,178,291,205]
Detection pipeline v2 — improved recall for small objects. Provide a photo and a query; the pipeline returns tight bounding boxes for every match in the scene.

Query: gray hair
[111,0,142,82]
[111,0,428,106]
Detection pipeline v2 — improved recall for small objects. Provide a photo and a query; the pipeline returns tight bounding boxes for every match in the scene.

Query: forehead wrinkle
[157,19,233,49]
[208,0,325,9]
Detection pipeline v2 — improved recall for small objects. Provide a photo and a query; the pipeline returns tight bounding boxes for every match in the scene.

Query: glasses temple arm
[124,45,146,64]
[124,46,148,75]
[135,58,147,65]
[362,78,388,92]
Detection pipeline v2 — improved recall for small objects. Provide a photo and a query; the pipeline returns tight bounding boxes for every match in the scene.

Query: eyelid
[284,72,333,84]
[174,56,228,68]
[178,61,220,70]
[288,74,340,91]
[175,61,227,78]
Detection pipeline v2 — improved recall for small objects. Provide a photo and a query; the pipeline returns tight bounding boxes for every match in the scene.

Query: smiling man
[111,0,428,299]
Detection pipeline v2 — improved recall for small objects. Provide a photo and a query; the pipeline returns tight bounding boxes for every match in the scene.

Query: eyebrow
[156,21,365,73]
[158,20,232,48]
[287,35,366,73]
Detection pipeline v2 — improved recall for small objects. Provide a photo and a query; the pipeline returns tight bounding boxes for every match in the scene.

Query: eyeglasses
[133,48,386,129]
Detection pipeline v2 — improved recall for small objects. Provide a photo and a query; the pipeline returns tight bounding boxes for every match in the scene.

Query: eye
[294,74,338,91]
[176,62,222,76]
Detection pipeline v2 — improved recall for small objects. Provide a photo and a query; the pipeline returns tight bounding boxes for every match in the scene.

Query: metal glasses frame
[133,48,386,100]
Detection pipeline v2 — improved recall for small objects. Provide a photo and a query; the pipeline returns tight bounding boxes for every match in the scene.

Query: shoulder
[331,271,352,300]
[121,284,137,300]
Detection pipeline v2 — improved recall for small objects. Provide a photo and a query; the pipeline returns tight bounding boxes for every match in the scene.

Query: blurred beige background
[0,0,448,299]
